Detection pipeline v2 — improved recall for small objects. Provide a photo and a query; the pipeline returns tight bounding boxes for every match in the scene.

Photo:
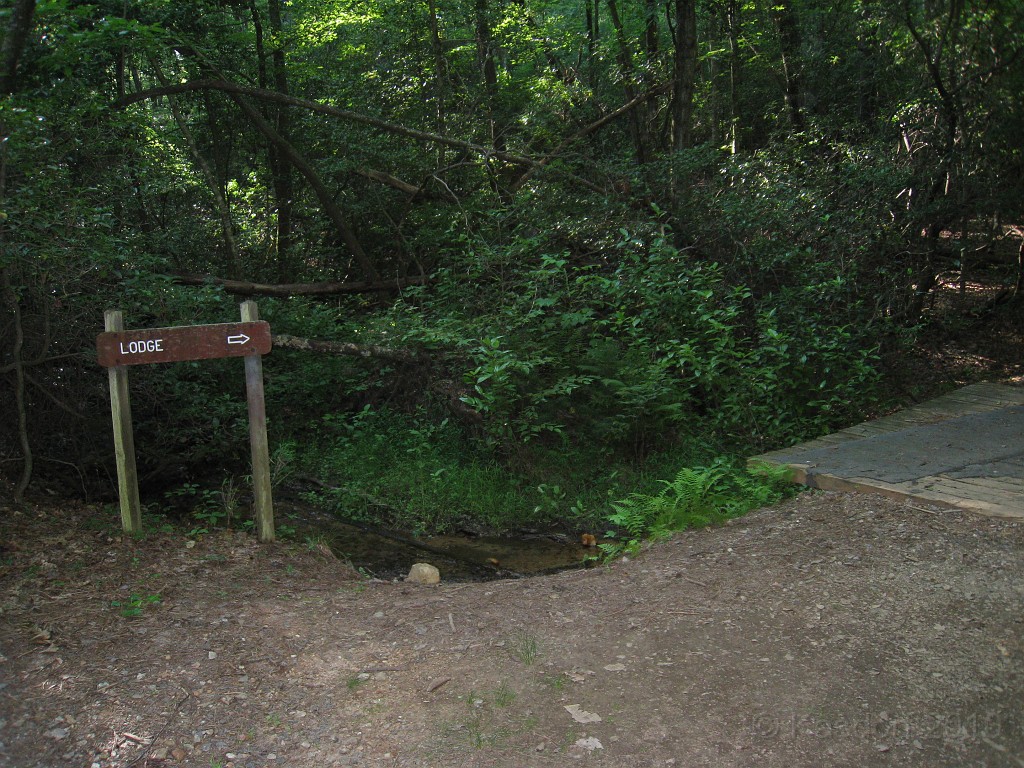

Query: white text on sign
[119,339,164,355]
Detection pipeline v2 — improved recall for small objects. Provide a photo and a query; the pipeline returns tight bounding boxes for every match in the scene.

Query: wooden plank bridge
[752,382,1024,518]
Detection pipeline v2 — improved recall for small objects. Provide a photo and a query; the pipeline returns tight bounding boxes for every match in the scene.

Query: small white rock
[406,563,441,585]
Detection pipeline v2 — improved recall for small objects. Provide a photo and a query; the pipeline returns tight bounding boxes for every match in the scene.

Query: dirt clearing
[1,490,1022,767]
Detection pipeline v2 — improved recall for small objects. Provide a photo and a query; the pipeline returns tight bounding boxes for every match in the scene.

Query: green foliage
[598,459,794,560]
[5,0,1018,529]
[110,592,161,619]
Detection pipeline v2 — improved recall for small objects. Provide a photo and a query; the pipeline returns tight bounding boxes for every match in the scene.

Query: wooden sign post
[98,302,275,541]
[104,310,143,534]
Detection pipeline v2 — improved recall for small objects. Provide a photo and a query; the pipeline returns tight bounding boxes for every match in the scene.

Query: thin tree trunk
[172,272,427,296]
[773,0,805,131]
[0,0,36,94]
[426,0,449,167]
[117,80,541,169]
[606,0,650,163]
[672,0,698,150]
[1,9,34,499]
[1,267,31,502]
[586,0,600,81]
[475,0,505,153]
[727,0,741,153]
[1,140,32,501]
[266,0,295,280]
[150,58,243,278]
[229,94,380,282]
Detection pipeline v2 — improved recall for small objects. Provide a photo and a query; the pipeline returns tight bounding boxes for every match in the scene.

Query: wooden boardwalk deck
[751,382,1024,518]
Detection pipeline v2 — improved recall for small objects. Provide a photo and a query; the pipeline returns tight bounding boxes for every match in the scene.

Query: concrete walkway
[752,382,1024,518]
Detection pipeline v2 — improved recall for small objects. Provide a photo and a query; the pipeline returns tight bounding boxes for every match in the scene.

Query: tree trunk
[229,94,380,282]
[0,263,32,503]
[150,58,243,278]
[475,0,505,154]
[586,0,598,69]
[117,80,540,169]
[727,0,742,153]
[426,0,450,166]
[0,0,36,94]
[171,273,427,296]
[773,0,805,131]
[671,0,698,150]
[266,0,295,280]
[606,0,650,163]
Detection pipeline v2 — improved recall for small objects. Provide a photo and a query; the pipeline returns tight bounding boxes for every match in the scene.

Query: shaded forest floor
[1,274,1023,767]
[1,491,1022,768]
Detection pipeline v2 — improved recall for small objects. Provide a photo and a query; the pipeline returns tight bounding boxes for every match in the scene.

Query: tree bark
[0,0,36,94]
[671,0,698,150]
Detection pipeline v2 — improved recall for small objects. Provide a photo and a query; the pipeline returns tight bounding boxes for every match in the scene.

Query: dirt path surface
[1,491,1022,768]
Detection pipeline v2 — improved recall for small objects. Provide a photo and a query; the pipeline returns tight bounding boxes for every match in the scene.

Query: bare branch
[114,80,541,168]
[171,273,427,297]
[272,334,426,363]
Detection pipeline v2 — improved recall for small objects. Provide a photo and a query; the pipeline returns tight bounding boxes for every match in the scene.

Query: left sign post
[98,305,275,540]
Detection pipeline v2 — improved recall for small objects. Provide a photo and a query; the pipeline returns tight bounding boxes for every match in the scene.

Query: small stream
[283,501,596,581]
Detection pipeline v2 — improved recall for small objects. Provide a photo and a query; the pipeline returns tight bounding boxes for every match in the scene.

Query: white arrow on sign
[227,333,251,346]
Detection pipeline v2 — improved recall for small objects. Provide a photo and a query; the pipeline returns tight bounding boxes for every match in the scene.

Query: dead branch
[356,168,429,197]
[271,334,425,363]
[171,273,427,297]
[115,80,541,169]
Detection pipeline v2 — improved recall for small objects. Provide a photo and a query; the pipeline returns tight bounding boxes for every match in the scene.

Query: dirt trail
[1,490,1022,767]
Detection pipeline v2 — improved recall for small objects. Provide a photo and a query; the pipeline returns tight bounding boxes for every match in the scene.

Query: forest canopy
[1,0,1022,528]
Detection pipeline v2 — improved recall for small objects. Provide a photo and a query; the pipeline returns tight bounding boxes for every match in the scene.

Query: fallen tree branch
[355,168,431,197]
[510,81,673,192]
[171,273,427,297]
[271,334,425,363]
[115,80,540,168]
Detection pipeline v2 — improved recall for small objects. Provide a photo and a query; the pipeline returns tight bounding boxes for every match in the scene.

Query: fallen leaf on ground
[564,704,602,723]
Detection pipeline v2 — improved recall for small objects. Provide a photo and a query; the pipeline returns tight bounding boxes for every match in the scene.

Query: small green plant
[544,673,568,691]
[599,459,794,560]
[347,675,367,691]
[303,533,329,552]
[270,441,298,488]
[507,631,540,665]
[493,681,516,707]
[111,592,161,618]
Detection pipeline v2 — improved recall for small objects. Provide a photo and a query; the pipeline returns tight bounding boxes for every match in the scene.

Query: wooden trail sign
[96,321,271,367]
[99,302,275,541]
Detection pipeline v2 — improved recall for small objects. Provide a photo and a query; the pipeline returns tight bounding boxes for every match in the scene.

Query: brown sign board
[97,321,272,367]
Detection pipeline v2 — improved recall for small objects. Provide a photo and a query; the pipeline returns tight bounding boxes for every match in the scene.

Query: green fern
[600,458,795,560]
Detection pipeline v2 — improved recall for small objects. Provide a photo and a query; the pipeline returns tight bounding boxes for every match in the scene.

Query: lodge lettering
[119,338,164,355]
